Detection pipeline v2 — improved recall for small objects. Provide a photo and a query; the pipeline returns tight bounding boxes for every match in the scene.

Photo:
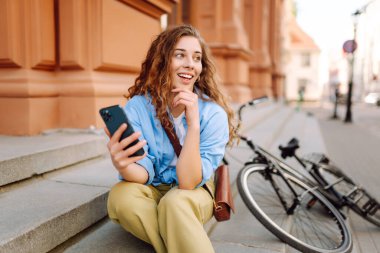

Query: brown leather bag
[162,117,235,222]
[213,164,235,221]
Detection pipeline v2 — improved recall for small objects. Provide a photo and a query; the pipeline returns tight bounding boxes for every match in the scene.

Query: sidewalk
[304,102,380,253]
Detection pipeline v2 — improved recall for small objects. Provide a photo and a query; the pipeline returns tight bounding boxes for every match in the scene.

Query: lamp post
[343,0,376,122]
[344,10,362,123]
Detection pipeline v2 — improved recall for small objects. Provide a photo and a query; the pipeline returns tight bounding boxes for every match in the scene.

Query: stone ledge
[0,131,107,186]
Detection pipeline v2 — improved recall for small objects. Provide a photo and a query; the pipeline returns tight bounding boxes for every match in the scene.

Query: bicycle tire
[237,163,352,253]
[317,164,380,227]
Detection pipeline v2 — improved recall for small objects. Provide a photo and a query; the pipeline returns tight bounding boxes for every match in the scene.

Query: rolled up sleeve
[197,109,229,187]
[136,154,155,185]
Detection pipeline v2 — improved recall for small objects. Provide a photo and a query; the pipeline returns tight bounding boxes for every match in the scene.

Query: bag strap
[162,113,182,157]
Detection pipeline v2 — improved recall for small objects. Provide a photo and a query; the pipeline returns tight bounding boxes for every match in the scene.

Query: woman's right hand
[104,123,148,182]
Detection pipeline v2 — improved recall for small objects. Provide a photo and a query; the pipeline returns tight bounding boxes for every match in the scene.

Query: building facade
[284,16,321,102]
[0,0,286,135]
[354,0,380,99]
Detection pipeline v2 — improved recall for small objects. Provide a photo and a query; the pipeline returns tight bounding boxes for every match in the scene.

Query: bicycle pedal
[363,200,379,216]
[345,186,360,200]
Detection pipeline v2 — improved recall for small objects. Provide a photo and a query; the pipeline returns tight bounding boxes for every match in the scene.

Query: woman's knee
[158,188,213,223]
[158,189,197,215]
[107,182,149,219]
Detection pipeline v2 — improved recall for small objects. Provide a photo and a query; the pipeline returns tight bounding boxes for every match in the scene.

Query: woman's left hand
[172,88,200,129]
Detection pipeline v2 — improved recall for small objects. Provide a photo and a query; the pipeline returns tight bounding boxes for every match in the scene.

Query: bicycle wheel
[237,163,352,253]
[317,164,380,227]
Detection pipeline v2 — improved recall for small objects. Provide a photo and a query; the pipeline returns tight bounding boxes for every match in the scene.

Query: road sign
[343,40,357,53]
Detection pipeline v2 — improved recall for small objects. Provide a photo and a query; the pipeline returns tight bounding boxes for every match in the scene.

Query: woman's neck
[170,104,185,118]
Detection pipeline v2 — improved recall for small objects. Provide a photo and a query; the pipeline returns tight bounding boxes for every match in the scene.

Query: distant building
[284,16,321,102]
[354,0,380,98]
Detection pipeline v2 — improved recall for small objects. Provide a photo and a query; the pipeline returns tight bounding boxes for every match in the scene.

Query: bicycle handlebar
[238,134,255,150]
[238,95,268,121]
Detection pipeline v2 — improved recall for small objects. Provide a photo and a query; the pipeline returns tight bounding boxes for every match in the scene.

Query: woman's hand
[105,123,148,183]
[171,88,200,129]
[171,88,202,189]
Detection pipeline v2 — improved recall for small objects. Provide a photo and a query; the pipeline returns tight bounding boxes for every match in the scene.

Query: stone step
[0,155,119,253]
[266,109,328,178]
[50,218,155,253]
[0,131,107,187]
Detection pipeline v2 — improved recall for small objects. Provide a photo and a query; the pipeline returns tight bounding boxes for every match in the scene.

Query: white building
[354,0,380,99]
[284,17,321,101]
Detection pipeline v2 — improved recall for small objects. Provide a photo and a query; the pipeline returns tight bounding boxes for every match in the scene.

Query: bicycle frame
[230,135,322,215]
[281,139,380,228]
[296,156,379,217]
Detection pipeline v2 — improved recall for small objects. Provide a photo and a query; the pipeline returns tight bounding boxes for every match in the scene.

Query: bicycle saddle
[279,138,299,159]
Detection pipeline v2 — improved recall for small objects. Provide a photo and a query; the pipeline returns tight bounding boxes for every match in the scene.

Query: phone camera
[101,110,112,122]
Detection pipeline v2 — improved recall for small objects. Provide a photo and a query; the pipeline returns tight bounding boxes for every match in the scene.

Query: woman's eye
[194,56,202,62]
[175,53,184,59]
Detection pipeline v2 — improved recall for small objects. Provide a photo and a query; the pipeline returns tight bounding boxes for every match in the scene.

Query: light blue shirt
[123,94,229,187]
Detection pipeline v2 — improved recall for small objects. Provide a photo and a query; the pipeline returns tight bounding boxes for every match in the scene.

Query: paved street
[303,102,380,253]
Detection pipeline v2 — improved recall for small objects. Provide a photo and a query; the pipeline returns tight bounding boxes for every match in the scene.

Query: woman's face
[170,36,202,91]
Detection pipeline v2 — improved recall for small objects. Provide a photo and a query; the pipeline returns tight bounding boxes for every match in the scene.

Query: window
[298,79,308,92]
[301,53,311,67]
[160,14,168,30]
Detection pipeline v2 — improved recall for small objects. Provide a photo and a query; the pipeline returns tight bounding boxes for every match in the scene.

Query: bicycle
[279,137,380,227]
[228,97,353,253]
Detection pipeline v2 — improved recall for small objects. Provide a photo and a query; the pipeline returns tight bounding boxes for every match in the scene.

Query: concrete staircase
[0,130,119,253]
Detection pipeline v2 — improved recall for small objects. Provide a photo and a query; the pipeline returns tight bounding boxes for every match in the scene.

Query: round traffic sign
[343,40,357,53]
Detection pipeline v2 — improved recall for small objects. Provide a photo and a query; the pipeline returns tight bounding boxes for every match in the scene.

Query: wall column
[269,0,285,99]
[0,0,174,135]
[0,0,58,135]
[189,0,251,103]
[245,0,273,98]
[57,0,165,129]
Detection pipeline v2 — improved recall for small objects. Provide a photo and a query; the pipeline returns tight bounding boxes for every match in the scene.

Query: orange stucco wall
[0,0,285,135]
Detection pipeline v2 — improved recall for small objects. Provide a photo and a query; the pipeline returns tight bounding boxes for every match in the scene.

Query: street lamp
[344,10,362,123]
[343,0,376,122]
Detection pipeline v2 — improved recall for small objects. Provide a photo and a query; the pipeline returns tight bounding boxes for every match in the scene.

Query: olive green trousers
[107,181,215,253]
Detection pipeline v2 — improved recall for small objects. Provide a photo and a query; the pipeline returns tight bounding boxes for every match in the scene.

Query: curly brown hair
[126,24,238,145]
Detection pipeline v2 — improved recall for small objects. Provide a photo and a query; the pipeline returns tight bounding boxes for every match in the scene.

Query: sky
[294,0,374,87]
[295,0,371,58]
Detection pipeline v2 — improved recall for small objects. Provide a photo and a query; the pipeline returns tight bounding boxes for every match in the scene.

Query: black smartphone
[99,105,145,157]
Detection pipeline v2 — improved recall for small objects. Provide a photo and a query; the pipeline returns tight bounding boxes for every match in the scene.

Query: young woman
[105,24,237,253]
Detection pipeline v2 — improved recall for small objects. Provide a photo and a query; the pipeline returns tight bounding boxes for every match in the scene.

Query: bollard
[331,87,339,119]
